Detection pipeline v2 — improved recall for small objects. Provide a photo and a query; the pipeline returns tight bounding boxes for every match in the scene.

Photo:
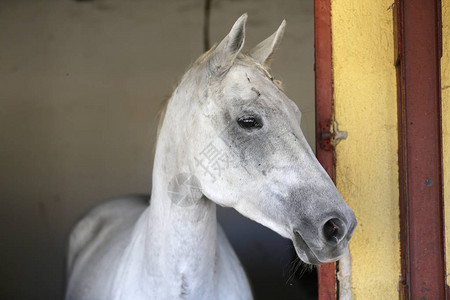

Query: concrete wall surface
[0,0,315,299]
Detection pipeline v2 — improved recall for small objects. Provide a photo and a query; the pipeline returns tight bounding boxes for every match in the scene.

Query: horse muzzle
[292,215,357,265]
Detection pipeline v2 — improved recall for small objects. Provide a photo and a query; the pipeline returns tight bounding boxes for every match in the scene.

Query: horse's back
[65,194,149,300]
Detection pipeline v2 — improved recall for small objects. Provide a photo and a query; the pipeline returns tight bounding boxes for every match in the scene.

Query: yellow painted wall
[331,1,400,299]
[442,0,450,287]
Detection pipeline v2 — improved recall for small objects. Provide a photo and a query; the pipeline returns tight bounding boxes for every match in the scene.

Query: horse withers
[65,14,356,300]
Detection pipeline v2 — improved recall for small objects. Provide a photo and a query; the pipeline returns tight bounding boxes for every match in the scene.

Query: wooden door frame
[314,0,337,299]
[314,0,446,299]
[395,0,446,298]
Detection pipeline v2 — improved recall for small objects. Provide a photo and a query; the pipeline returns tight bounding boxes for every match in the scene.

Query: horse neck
[147,169,218,273]
[145,86,218,290]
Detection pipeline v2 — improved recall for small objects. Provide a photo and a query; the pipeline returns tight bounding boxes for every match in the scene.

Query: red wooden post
[314,0,337,299]
[396,0,446,298]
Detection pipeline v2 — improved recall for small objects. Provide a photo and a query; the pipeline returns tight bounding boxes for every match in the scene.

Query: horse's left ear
[208,13,247,76]
[249,20,286,68]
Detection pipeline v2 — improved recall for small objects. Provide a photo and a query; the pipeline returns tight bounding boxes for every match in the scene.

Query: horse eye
[237,116,262,129]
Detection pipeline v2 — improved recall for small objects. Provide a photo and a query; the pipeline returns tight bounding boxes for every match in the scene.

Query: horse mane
[155,45,218,138]
[156,97,169,138]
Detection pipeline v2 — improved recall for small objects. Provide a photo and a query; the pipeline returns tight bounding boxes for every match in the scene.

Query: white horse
[65,14,356,300]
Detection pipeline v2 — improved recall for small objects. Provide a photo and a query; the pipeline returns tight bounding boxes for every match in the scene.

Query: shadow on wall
[0,0,315,299]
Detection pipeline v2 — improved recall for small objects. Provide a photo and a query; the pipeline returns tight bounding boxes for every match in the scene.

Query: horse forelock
[194,44,283,88]
[155,47,283,139]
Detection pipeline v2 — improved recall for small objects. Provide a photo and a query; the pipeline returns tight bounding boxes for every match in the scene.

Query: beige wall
[331,1,448,298]
[0,1,314,299]
[331,0,400,299]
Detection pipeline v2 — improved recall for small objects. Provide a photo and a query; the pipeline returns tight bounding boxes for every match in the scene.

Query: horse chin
[295,247,322,265]
[292,232,322,265]
[292,230,348,265]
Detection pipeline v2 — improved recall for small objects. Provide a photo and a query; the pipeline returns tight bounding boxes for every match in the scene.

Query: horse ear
[208,13,247,76]
[248,20,286,68]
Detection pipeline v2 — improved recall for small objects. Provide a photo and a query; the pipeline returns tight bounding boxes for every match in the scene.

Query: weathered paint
[314,0,337,298]
[442,0,450,288]
[397,0,445,297]
[331,1,400,299]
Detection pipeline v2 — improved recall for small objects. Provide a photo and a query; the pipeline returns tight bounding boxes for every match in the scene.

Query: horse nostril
[323,218,345,246]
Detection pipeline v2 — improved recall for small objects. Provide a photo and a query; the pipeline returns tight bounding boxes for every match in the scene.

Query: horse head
[161,14,356,265]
